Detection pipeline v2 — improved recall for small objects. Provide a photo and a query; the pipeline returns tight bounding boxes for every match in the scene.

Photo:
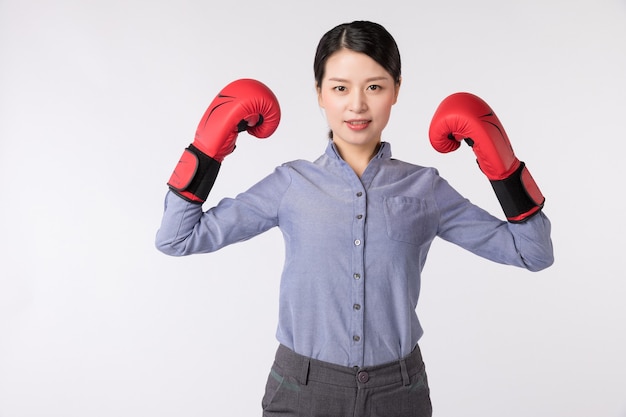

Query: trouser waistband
[273,344,425,389]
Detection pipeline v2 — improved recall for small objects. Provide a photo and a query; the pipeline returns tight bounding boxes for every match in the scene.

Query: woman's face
[317,48,400,152]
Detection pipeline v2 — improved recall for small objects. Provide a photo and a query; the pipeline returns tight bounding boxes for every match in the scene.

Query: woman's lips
[346,119,370,131]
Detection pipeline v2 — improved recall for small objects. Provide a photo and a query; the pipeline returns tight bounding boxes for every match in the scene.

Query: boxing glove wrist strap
[490,162,545,223]
[168,144,221,204]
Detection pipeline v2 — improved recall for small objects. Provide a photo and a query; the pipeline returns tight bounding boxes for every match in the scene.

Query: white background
[1,0,625,416]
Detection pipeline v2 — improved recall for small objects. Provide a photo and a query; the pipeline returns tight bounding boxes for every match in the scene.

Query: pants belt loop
[300,357,310,385]
[400,358,410,386]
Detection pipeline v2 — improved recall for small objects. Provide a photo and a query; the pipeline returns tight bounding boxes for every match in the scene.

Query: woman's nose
[349,91,367,113]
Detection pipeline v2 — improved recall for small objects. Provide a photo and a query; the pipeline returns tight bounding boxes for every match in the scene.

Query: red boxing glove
[168,78,281,203]
[429,92,544,222]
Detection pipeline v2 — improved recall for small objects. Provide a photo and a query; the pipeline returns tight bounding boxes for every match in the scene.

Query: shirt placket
[350,187,367,367]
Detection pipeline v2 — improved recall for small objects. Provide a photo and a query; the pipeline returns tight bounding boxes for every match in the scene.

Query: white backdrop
[1,0,625,416]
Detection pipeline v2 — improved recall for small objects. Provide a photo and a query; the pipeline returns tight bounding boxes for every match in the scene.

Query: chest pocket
[383,196,438,245]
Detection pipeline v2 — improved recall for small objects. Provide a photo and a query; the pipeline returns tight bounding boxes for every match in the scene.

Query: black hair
[313,21,402,138]
[314,20,401,89]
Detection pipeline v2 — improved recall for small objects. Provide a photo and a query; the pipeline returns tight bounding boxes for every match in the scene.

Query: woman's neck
[333,140,381,178]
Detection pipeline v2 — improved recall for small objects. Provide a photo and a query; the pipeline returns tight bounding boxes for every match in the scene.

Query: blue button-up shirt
[156,141,554,367]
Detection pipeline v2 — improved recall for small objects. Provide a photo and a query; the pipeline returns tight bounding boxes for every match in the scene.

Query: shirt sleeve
[155,165,292,256]
[433,173,554,272]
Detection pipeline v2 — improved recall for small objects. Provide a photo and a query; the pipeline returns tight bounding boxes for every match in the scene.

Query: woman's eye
[334,86,346,92]
[368,85,380,91]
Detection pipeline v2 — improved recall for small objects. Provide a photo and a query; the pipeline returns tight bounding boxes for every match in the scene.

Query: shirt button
[353,304,361,310]
[357,371,369,383]
[356,214,363,219]
[354,239,361,246]
[353,273,361,280]
[353,335,361,342]
[356,192,363,197]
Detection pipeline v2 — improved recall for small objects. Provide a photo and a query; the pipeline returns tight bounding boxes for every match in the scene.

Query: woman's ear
[393,76,402,105]
[316,83,324,109]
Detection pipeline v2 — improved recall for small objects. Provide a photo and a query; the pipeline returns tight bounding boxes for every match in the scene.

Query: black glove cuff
[169,144,221,203]
[490,162,544,223]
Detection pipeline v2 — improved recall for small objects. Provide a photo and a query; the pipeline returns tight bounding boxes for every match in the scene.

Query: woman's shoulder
[387,157,441,176]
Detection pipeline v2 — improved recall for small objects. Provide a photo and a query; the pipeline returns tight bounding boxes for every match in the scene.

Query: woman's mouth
[346,119,370,131]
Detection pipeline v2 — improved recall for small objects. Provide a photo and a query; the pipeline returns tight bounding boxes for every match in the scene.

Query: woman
[156,20,554,417]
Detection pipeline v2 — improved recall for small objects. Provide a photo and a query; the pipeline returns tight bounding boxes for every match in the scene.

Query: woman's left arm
[434,173,554,272]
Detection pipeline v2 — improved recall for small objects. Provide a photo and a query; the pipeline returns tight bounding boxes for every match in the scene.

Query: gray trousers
[262,345,432,417]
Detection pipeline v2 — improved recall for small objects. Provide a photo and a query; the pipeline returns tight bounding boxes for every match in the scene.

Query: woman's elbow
[155,234,189,257]
[525,252,555,272]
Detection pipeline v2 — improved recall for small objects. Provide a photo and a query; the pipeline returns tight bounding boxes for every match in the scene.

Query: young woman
[156,20,554,417]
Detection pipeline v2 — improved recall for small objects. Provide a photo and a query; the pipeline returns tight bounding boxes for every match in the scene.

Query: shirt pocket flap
[383,196,437,245]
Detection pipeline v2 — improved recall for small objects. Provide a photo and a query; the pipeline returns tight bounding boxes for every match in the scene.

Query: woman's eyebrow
[326,76,391,83]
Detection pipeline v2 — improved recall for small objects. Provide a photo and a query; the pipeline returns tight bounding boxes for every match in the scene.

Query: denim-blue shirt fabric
[156,141,554,367]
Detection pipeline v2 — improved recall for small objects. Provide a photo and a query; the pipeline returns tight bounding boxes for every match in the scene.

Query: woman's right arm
[155,165,292,257]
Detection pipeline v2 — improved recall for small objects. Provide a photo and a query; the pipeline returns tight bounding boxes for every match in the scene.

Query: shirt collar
[325,140,393,161]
